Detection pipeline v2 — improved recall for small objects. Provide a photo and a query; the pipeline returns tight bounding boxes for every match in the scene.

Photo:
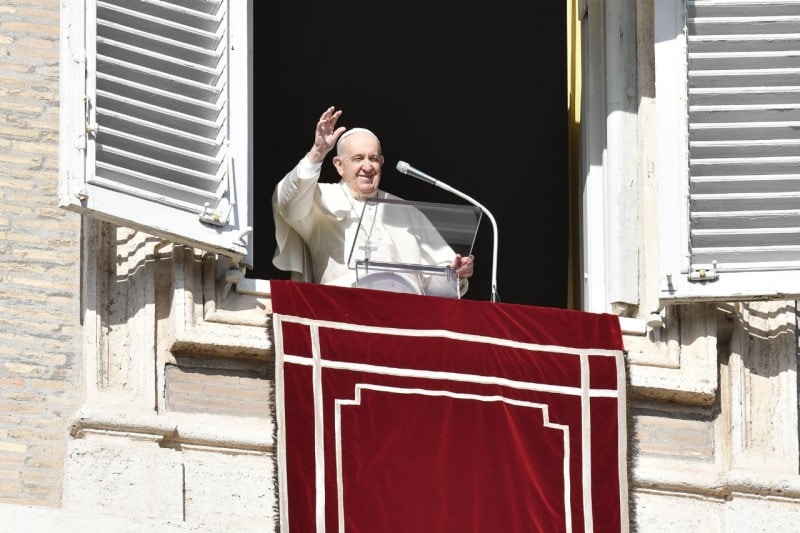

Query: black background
[250,0,568,308]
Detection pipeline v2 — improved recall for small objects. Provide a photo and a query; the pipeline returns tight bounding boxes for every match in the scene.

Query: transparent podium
[347,197,482,298]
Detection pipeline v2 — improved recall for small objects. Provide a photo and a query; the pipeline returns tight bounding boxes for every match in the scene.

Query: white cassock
[272,157,466,297]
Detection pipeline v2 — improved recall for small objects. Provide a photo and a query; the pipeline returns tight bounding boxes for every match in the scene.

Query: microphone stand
[396,162,499,302]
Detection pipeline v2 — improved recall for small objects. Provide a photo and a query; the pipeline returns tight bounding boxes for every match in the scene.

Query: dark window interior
[251,1,568,308]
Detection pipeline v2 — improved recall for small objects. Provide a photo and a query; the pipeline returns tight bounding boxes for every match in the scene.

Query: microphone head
[396,161,409,174]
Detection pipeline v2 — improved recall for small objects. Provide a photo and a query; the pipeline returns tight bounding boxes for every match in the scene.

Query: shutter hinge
[73,95,93,151]
[689,261,718,282]
[83,96,97,137]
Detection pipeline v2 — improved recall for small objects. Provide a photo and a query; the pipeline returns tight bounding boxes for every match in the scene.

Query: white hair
[336,127,381,156]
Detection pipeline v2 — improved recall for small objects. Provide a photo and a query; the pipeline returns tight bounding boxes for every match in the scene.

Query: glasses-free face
[333,132,384,198]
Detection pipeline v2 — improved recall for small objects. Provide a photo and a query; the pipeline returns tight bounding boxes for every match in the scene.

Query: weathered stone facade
[0,1,799,532]
[0,0,82,510]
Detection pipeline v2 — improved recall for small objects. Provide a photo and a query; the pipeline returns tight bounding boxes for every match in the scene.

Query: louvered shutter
[661,0,800,301]
[59,0,252,262]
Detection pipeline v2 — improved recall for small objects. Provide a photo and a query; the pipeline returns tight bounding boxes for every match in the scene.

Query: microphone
[396,160,500,303]
[395,161,438,186]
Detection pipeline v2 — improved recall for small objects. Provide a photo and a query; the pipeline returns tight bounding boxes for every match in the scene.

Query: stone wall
[0,0,83,508]
[1,1,800,532]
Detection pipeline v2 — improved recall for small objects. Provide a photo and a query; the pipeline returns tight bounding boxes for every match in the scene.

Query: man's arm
[274,106,346,222]
[272,106,345,278]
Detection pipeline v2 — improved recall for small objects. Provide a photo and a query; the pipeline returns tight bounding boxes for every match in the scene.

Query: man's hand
[308,106,346,164]
[451,254,475,279]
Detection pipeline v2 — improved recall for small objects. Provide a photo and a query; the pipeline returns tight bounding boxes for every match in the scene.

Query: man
[272,106,474,296]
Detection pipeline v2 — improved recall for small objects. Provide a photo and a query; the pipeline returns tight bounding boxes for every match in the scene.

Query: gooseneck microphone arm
[396,161,499,303]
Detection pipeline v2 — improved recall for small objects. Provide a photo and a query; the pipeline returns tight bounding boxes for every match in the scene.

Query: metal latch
[689,261,718,282]
[200,201,232,226]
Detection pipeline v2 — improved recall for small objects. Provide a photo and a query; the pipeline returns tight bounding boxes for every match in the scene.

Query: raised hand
[308,106,346,164]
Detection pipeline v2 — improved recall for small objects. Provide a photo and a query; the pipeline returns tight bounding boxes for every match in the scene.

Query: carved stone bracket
[623,303,719,405]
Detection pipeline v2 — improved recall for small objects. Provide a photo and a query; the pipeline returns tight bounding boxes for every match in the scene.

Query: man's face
[333,132,384,198]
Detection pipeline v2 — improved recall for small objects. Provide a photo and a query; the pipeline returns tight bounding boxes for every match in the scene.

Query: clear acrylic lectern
[347,197,482,298]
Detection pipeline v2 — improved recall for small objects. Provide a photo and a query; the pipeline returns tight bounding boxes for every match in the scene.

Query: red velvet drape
[272,281,627,532]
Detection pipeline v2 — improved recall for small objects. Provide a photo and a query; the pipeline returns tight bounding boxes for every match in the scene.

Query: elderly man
[272,106,474,296]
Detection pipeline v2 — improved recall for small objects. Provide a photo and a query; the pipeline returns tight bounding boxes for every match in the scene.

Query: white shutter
[59,0,252,263]
[660,0,800,301]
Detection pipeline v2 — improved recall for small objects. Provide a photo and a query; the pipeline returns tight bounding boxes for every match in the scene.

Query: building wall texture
[1,2,800,533]
[0,0,83,509]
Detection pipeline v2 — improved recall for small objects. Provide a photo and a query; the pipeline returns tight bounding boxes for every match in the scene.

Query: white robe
[272,162,466,297]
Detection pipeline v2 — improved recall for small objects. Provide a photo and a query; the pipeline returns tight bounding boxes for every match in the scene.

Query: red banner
[272,281,628,532]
